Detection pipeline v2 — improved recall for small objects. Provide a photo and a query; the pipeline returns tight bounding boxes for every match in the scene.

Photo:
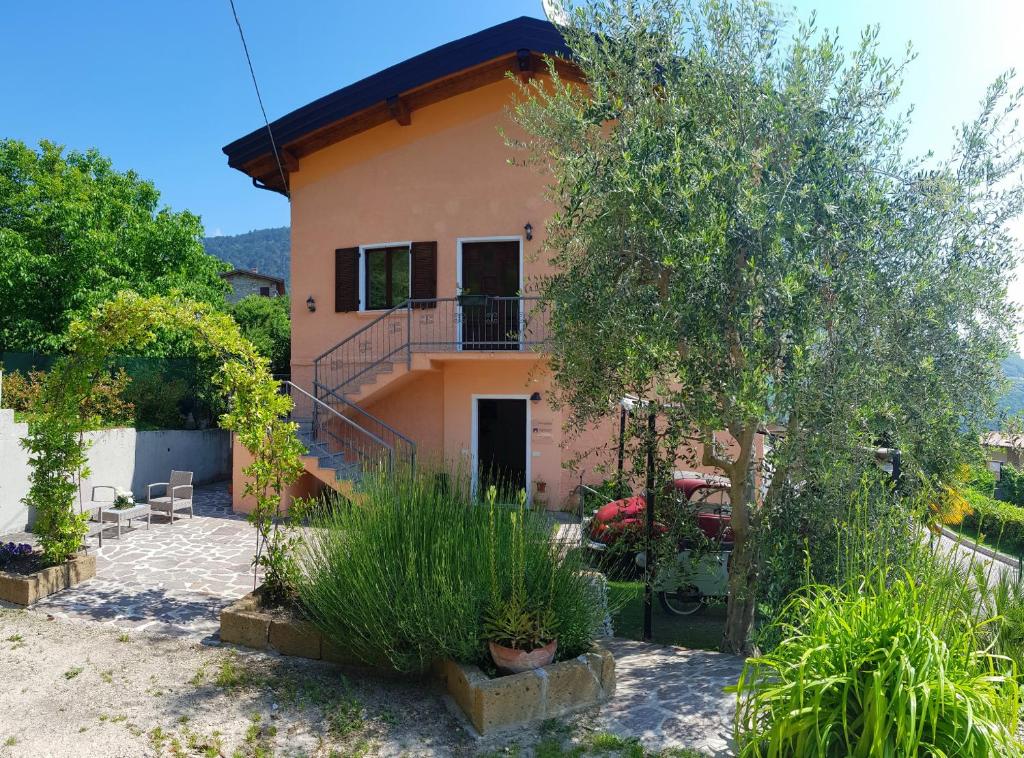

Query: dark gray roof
[222,16,568,169]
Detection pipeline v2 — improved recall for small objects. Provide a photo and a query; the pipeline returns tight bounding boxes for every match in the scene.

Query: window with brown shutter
[410,240,437,309]
[335,247,359,311]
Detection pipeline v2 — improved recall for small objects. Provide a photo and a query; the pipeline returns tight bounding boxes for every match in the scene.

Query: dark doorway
[460,240,520,350]
[476,398,527,495]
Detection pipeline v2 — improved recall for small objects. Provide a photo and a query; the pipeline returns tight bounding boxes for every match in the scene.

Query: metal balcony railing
[313,296,550,399]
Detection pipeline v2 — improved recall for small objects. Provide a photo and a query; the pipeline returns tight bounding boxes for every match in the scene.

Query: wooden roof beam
[386,95,412,126]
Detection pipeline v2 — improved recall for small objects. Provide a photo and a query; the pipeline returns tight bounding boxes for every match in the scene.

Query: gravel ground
[0,609,487,757]
[0,609,697,758]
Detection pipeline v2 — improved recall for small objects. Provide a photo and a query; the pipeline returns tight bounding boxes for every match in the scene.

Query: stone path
[597,638,743,756]
[4,482,745,754]
[28,483,258,639]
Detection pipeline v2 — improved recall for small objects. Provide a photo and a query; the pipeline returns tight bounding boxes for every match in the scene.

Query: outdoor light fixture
[530,391,542,403]
[306,295,316,312]
[524,222,533,241]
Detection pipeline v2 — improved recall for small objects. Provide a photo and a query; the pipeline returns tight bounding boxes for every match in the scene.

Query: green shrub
[962,489,1024,554]
[966,462,998,497]
[2,368,134,427]
[1000,464,1024,506]
[733,569,1021,757]
[296,466,603,673]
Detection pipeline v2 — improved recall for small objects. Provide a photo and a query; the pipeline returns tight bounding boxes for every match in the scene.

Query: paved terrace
[4,483,257,639]
[3,482,743,754]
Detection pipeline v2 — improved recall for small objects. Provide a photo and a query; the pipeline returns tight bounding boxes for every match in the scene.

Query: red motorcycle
[584,472,733,615]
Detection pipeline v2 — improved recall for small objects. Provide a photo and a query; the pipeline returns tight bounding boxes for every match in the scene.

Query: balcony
[315,296,550,398]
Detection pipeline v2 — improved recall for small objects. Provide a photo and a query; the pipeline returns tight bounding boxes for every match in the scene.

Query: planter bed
[219,590,617,734]
[434,648,616,735]
[0,553,97,606]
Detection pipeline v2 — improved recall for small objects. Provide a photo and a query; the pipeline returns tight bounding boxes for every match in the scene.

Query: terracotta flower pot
[488,639,557,674]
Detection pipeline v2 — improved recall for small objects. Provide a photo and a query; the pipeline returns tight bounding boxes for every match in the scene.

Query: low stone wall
[220,592,616,735]
[434,651,615,735]
[0,554,96,606]
[0,409,230,534]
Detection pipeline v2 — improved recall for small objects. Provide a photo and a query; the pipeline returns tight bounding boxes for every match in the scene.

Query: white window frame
[470,394,532,504]
[455,236,525,350]
[358,241,412,312]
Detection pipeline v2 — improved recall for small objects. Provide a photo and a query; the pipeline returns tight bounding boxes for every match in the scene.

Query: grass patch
[608,581,724,650]
[63,666,84,680]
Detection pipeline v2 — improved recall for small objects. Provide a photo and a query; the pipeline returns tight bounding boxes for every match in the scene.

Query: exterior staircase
[283,296,549,496]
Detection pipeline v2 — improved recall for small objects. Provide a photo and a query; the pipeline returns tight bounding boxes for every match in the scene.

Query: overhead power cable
[227,0,290,197]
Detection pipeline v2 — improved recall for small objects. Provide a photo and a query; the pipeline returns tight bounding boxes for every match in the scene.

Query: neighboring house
[221,17,638,510]
[220,269,286,304]
[981,431,1024,479]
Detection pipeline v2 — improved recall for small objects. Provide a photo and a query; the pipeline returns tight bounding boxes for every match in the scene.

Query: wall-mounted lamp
[306,295,317,313]
[530,391,542,403]
[524,222,533,241]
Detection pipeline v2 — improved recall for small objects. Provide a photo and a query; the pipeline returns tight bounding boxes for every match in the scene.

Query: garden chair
[79,485,116,548]
[147,470,194,524]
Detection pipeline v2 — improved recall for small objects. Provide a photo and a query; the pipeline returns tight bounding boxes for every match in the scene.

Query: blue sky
[2,0,1022,251]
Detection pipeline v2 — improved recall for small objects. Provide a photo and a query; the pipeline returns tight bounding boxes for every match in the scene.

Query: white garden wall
[0,409,230,534]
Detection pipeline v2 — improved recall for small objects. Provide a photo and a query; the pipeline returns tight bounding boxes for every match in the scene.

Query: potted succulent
[483,593,557,674]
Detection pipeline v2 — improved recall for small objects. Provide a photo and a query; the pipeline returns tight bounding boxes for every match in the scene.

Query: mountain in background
[203,226,290,285]
[999,353,1024,422]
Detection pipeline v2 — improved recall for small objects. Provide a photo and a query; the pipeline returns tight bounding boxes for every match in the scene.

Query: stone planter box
[220,590,616,735]
[434,649,615,735]
[0,553,96,606]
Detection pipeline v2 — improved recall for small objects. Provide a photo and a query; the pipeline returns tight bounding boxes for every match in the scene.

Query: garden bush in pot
[296,466,604,674]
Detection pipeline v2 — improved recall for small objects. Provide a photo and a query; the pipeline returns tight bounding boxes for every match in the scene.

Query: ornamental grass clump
[295,466,603,673]
[732,566,1022,757]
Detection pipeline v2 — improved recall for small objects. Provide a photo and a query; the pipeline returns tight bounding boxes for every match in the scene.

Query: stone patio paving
[28,482,258,639]
[4,481,744,754]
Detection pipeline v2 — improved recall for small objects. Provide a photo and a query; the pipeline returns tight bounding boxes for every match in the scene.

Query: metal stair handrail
[283,380,414,472]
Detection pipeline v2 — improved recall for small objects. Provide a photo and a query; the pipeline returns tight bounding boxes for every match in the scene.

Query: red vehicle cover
[588,478,733,545]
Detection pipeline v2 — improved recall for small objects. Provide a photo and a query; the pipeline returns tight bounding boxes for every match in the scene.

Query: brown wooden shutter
[334,247,359,312]
[410,240,437,309]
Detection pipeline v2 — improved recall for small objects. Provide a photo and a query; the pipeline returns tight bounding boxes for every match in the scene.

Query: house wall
[273,74,754,513]
[0,408,230,534]
[224,272,284,304]
[289,77,554,378]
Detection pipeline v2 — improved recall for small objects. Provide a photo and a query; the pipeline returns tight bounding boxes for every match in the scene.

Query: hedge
[962,490,1024,556]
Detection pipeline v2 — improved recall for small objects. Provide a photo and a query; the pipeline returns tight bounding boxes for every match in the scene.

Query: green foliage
[229,295,291,377]
[961,489,1024,555]
[514,0,1024,652]
[755,470,916,648]
[202,227,290,285]
[736,478,1023,754]
[296,467,602,672]
[733,569,1021,757]
[1,368,134,428]
[0,140,229,353]
[967,463,998,498]
[482,488,558,650]
[22,291,303,576]
[1000,464,1024,506]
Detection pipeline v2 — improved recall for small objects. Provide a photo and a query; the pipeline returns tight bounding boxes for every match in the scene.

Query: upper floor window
[259,286,271,297]
[364,245,410,310]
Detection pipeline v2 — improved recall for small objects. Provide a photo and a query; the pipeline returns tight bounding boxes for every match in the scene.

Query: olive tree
[513,0,1024,653]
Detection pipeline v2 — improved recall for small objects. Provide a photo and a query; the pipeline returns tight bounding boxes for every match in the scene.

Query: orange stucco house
[224,17,621,511]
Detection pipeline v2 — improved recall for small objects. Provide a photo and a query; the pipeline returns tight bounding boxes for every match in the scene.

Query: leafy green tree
[0,139,229,352]
[513,0,1024,653]
[230,295,291,377]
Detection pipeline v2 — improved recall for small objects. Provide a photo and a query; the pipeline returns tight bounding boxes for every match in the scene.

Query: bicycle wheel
[659,586,705,616]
